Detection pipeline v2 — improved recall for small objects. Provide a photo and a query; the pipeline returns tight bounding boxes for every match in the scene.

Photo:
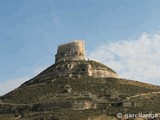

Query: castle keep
[55,40,85,63]
[22,40,118,86]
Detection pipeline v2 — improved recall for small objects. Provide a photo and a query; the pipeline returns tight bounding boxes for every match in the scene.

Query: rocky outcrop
[21,60,118,86]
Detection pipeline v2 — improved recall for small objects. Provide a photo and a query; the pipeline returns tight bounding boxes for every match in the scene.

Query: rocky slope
[0,60,160,120]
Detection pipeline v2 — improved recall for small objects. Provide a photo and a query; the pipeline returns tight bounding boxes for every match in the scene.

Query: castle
[55,40,85,63]
[22,40,118,86]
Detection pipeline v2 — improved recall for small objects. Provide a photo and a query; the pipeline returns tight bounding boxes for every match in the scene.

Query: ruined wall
[55,40,85,63]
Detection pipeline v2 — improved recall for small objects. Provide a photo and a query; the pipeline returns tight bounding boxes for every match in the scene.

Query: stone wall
[55,40,85,63]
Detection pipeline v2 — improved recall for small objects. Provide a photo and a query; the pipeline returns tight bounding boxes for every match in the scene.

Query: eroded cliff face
[22,60,118,86]
[88,66,118,78]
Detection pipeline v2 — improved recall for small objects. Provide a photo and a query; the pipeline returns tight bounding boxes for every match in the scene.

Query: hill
[0,60,160,120]
[0,40,160,120]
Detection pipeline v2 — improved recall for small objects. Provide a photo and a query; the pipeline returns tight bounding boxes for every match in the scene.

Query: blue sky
[0,0,160,95]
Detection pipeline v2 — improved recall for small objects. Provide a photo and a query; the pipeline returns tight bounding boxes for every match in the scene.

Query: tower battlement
[55,40,85,63]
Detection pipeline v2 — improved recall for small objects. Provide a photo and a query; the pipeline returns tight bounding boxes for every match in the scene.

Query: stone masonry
[55,40,85,63]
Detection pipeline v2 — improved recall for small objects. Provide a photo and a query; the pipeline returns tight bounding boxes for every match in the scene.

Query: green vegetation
[2,77,160,104]
[0,76,160,120]
[0,60,160,120]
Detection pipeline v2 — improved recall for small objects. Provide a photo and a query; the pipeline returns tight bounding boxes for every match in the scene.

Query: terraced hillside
[0,60,160,120]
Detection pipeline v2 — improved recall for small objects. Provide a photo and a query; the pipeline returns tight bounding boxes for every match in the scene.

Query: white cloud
[88,32,160,85]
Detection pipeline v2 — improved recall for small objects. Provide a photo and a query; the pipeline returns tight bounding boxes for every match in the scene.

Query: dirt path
[127,91,160,100]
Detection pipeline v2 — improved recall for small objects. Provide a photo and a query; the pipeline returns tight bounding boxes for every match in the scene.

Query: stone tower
[55,40,85,63]
[21,40,118,86]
